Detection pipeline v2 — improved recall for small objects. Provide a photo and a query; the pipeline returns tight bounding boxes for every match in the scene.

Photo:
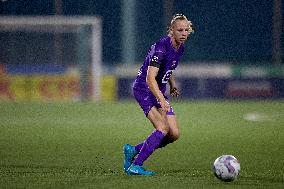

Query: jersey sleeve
[149,42,165,68]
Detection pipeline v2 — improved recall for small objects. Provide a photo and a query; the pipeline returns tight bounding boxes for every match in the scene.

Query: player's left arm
[169,74,180,97]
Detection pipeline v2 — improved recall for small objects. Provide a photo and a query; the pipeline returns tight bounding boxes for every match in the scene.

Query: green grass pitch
[0,100,284,188]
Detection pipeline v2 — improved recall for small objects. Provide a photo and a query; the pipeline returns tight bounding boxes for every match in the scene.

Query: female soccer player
[123,14,194,176]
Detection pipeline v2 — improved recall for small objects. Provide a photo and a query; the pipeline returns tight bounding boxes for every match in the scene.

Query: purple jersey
[133,36,184,94]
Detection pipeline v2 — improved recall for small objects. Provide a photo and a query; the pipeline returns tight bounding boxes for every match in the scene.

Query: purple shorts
[133,88,175,117]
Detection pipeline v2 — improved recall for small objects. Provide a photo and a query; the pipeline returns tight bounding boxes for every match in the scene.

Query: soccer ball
[213,155,240,182]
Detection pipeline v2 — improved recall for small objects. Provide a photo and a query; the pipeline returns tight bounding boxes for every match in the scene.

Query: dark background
[0,0,282,65]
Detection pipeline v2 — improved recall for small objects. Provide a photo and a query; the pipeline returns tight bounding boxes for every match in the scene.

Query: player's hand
[170,87,180,97]
[160,99,171,113]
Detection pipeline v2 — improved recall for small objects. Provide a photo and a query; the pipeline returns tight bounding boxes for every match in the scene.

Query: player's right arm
[146,66,170,113]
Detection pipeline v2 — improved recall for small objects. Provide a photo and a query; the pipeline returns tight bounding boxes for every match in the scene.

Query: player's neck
[170,37,181,50]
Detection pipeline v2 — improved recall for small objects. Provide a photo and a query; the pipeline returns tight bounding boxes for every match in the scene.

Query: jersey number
[162,70,173,84]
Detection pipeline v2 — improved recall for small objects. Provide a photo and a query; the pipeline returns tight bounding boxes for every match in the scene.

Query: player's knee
[149,115,169,134]
[156,120,170,135]
[172,132,180,141]
[168,129,180,142]
[157,125,170,135]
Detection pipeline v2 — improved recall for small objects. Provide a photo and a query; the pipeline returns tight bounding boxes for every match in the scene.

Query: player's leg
[167,114,180,141]
[132,108,170,152]
[127,106,170,175]
[147,106,170,134]
[132,106,169,165]
[131,105,179,153]
[131,114,179,152]
[124,89,164,174]
[127,113,178,176]
[158,112,180,148]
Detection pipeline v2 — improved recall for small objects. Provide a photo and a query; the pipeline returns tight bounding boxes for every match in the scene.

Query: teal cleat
[126,164,156,176]
[123,144,138,172]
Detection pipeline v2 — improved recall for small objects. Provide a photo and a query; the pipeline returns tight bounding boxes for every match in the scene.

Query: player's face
[171,19,190,47]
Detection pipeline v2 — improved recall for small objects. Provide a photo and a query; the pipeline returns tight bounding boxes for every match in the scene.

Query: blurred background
[0,0,283,101]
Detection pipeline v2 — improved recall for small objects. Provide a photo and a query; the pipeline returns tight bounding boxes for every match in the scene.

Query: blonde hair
[168,14,194,36]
